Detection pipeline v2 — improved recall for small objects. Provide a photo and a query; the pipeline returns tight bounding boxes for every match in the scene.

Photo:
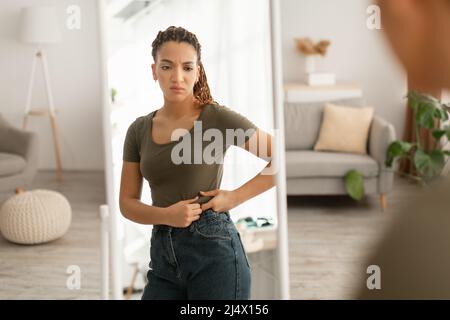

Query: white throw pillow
[314,103,374,155]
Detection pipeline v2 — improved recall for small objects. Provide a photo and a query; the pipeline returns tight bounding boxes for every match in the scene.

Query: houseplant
[111,87,117,103]
[345,91,450,200]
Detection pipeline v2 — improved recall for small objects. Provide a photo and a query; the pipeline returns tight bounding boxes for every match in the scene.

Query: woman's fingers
[189,208,203,222]
[201,200,213,211]
[188,202,201,209]
[183,196,199,204]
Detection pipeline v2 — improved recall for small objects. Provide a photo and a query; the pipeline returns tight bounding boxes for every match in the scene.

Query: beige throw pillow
[314,103,374,154]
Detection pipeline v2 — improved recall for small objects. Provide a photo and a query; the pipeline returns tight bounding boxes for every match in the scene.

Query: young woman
[119,26,276,300]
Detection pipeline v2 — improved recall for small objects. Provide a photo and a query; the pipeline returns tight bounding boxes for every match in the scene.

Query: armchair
[0,114,39,194]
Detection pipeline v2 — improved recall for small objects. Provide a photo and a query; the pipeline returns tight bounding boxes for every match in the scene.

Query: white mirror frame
[269,0,290,300]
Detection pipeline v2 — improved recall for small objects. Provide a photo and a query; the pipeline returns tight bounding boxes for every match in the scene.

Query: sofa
[0,114,39,194]
[284,97,396,211]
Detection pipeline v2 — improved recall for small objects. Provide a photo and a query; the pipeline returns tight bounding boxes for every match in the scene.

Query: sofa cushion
[284,97,366,150]
[0,152,26,177]
[285,150,379,178]
[314,103,374,155]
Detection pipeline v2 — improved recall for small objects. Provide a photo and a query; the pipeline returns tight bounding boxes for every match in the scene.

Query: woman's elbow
[119,198,129,218]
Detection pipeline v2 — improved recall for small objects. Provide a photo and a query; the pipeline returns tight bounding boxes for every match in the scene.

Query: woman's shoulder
[204,103,257,130]
[129,112,153,130]
[205,103,247,119]
[205,102,227,111]
[204,103,234,116]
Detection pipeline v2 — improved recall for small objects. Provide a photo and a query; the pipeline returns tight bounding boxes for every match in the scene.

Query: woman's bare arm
[233,128,276,205]
[119,161,168,225]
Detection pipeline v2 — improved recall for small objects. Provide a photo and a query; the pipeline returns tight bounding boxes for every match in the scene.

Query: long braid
[151,26,218,106]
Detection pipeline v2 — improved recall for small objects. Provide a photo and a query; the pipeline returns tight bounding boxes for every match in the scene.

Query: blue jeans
[141,209,252,300]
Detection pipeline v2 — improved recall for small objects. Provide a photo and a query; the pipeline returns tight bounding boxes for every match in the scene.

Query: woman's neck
[160,96,200,120]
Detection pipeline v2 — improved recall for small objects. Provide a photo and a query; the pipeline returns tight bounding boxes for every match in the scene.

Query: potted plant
[345,91,450,200]
[111,87,117,104]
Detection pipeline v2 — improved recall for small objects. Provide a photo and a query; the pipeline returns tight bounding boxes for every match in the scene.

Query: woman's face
[378,0,450,89]
[152,41,201,103]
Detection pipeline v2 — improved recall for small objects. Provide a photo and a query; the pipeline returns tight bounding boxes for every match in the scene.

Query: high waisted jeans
[141,209,252,300]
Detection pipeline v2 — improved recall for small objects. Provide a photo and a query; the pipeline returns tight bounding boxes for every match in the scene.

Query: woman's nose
[171,67,183,82]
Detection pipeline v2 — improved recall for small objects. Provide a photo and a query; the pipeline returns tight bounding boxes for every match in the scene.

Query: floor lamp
[20,6,63,182]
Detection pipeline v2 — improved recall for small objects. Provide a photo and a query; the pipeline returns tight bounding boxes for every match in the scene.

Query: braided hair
[151,26,218,107]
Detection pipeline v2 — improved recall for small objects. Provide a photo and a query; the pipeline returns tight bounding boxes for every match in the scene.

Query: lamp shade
[20,6,61,44]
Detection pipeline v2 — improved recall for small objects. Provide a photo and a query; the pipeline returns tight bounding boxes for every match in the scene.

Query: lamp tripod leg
[42,50,63,182]
[49,112,63,182]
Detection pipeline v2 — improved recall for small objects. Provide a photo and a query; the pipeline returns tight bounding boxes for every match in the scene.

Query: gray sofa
[284,98,396,211]
[0,114,39,194]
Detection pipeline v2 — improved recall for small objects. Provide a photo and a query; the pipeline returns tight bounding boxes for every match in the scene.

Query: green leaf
[441,108,448,121]
[407,91,421,111]
[433,108,448,121]
[416,92,440,106]
[433,126,450,141]
[385,141,413,167]
[432,129,447,141]
[344,170,365,201]
[408,91,449,124]
[416,103,435,129]
[414,149,445,181]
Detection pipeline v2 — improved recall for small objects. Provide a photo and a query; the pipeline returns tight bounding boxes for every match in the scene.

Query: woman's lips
[170,87,184,93]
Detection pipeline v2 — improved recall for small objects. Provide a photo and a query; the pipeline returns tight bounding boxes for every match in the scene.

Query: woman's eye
[184,67,193,71]
[161,66,170,70]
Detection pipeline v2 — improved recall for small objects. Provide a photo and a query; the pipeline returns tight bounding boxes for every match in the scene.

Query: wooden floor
[0,171,419,299]
[0,171,105,300]
[286,178,417,299]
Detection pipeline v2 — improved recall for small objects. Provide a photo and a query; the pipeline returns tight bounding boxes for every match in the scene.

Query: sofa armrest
[0,116,40,188]
[0,124,35,157]
[369,115,396,193]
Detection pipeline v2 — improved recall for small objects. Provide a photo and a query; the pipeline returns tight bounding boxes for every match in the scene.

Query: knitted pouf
[0,189,72,245]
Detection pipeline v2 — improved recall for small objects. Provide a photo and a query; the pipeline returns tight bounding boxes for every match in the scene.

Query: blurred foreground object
[358,178,450,299]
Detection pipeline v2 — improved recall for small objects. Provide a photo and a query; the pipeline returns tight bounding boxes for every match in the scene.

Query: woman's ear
[151,63,157,81]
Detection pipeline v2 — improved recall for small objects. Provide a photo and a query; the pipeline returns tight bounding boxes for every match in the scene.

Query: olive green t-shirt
[122,103,258,208]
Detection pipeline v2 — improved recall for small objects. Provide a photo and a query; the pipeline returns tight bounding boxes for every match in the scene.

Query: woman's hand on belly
[198,189,240,212]
[165,196,203,228]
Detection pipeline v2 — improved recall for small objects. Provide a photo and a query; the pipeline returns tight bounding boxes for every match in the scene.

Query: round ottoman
[0,188,72,245]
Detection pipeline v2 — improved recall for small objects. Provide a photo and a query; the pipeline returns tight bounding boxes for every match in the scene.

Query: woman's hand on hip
[165,196,203,227]
[199,189,240,212]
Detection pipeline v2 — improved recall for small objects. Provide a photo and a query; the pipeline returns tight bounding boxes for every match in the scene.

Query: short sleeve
[215,105,258,148]
[122,120,141,162]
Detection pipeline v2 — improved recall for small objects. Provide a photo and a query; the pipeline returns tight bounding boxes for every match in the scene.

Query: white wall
[280,0,407,137]
[0,0,103,170]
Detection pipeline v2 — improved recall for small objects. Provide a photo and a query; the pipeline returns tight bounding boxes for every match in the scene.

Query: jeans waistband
[153,208,230,232]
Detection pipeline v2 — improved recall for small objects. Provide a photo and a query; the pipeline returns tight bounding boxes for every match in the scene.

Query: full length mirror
[101,0,288,299]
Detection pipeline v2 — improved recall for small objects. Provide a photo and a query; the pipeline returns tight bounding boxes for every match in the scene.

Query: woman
[119,26,275,300]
